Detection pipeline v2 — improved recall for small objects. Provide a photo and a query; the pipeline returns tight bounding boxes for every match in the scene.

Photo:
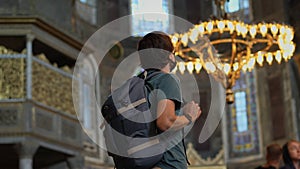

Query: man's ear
[169,53,174,60]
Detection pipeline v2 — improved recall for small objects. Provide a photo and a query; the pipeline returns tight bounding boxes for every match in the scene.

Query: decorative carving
[35,111,53,131]
[36,53,50,64]
[32,59,76,115]
[62,120,77,139]
[186,143,225,166]
[0,46,18,54]
[61,65,72,73]
[0,108,18,126]
[0,46,75,115]
[15,141,39,159]
[0,48,25,99]
[83,141,97,153]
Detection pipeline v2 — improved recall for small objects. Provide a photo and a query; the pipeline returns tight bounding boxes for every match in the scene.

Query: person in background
[280,140,300,169]
[255,143,282,169]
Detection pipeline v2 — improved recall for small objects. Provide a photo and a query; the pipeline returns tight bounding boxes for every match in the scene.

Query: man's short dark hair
[266,143,282,161]
[137,31,174,69]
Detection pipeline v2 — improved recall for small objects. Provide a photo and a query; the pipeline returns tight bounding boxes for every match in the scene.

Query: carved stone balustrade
[0,46,82,155]
[0,55,26,100]
[0,47,76,115]
[31,54,76,115]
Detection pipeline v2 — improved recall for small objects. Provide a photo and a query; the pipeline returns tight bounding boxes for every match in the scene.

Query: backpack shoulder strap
[145,70,162,81]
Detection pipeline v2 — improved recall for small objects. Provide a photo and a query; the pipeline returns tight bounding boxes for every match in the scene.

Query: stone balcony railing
[0,46,81,149]
[0,47,76,115]
[31,54,76,115]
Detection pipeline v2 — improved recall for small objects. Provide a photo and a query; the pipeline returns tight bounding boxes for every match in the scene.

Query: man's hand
[183,101,202,123]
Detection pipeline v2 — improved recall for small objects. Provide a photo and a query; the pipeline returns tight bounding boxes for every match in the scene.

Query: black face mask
[169,58,177,72]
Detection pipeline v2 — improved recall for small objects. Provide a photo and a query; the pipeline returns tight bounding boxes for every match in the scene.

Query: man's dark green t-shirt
[146,69,187,169]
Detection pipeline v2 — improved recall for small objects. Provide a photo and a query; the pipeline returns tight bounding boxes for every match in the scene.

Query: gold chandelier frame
[170,0,296,103]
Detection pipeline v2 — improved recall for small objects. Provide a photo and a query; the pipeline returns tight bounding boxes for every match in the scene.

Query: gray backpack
[101,71,164,169]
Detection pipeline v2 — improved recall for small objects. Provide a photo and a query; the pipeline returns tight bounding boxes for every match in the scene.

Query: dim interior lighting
[170,0,296,104]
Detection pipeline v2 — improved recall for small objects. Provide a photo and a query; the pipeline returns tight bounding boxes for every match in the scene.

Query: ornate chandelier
[171,0,296,104]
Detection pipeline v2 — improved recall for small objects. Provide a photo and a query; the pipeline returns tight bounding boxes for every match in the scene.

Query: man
[137,31,202,169]
[255,143,282,169]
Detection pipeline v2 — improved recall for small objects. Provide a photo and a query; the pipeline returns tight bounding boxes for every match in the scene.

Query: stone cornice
[0,17,83,51]
[0,132,82,153]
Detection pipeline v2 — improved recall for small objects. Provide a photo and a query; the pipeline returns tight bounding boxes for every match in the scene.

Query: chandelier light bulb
[206,21,213,34]
[275,51,282,63]
[291,43,296,55]
[248,58,256,70]
[281,43,293,55]
[223,63,230,75]
[280,26,286,35]
[266,52,273,65]
[260,24,268,37]
[278,35,284,49]
[249,25,257,38]
[270,24,278,37]
[171,34,178,46]
[227,21,234,34]
[285,28,294,42]
[181,34,188,47]
[195,61,202,73]
[241,25,248,38]
[178,62,186,74]
[257,51,264,66]
[242,64,248,72]
[217,21,225,33]
[198,24,205,35]
[286,43,296,58]
[236,23,242,36]
[283,51,289,61]
[233,62,239,71]
[205,62,216,73]
[189,28,199,44]
[187,62,194,74]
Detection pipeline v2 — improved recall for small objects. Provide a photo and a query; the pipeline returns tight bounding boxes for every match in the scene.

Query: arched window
[130,0,173,36]
[225,0,252,22]
[226,0,240,13]
[235,91,248,132]
[76,0,97,25]
[81,61,94,130]
[79,55,99,139]
[227,71,261,159]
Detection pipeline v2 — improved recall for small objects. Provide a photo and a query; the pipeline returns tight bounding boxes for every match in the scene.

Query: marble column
[15,142,39,169]
[26,34,35,99]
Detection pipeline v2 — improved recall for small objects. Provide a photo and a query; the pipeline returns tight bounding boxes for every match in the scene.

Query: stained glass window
[83,83,92,129]
[225,0,251,22]
[81,62,91,129]
[130,0,173,36]
[235,91,248,132]
[76,0,97,25]
[227,71,261,159]
[226,0,240,13]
